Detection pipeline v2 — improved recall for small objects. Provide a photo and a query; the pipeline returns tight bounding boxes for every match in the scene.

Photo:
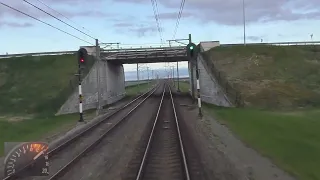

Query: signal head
[78,48,88,65]
[186,43,197,59]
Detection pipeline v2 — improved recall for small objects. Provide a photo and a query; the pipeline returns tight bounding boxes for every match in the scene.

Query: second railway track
[4,83,163,180]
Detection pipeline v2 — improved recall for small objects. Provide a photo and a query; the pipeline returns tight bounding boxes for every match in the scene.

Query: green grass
[125,81,154,96]
[0,54,94,115]
[204,104,320,180]
[204,45,320,109]
[176,81,190,93]
[0,54,95,156]
[0,113,79,156]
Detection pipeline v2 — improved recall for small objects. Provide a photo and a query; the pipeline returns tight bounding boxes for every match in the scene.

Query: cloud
[0,21,33,28]
[153,12,194,20]
[246,36,262,41]
[113,22,160,37]
[114,22,134,27]
[130,26,158,37]
[0,0,109,20]
[112,0,320,25]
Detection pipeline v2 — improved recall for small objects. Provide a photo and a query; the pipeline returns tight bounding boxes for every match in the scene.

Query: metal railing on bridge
[221,40,320,46]
[101,46,187,60]
[2,40,320,59]
[0,50,76,59]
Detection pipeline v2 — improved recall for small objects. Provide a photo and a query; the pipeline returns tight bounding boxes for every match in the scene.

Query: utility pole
[177,61,180,92]
[96,39,101,115]
[151,69,154,87]
[172,66,175,87]
[152,70,154,80]
[137,63,139,92]
[147,66,150,88]
[243,0,246,45]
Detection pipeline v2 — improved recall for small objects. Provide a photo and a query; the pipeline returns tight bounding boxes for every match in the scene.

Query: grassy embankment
[0,54,94,156]
[125,81,155,97]
[0,54,154,156]
[200,45,320,180]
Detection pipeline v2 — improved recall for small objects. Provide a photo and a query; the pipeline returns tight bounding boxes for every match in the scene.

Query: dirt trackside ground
[205,45,320,109]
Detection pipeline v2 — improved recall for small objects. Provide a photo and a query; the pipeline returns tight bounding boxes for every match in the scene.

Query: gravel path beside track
[174,93,296,180]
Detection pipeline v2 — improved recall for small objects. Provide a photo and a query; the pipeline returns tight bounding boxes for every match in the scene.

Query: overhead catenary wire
[34,0,94,35]
[0,2,94,45]
[22,0,97,40]
[153,0,163,43]
[172,0,186,39]
[150,0,163,43]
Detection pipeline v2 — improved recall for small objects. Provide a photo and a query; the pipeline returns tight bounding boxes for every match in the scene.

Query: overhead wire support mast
[22,0,96,40]
[0,2,94,45]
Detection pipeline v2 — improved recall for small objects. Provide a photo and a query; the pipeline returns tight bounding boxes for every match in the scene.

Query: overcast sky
[1,0,320,70]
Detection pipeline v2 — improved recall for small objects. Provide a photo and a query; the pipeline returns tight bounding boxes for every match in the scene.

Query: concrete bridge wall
[188,41,232,107]
[57,46,125,115]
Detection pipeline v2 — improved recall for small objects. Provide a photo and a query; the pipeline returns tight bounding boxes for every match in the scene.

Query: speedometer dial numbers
[4,142,49,178]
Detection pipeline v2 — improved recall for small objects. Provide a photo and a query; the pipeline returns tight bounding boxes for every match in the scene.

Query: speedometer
[3,142,49,178]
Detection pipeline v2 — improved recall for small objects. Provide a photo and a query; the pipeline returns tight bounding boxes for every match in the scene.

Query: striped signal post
[195,62,202,117]
[78,79,84,122]
[186,42,202,117]
[77,48,88,122]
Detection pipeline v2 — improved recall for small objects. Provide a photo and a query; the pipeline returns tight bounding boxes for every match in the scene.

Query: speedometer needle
[33,151,44,160]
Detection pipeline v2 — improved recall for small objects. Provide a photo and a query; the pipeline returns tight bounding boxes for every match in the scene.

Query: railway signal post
[77,47,88,122]
[186,42,202,117]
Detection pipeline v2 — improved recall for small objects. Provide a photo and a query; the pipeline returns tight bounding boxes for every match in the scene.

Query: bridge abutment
[188,41,232,107]
[56,59,125,115]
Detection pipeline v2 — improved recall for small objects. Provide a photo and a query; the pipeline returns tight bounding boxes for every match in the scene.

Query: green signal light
[190,46,194,50]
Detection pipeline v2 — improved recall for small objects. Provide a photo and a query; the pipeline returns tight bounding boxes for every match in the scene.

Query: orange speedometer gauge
[3,142,49,179]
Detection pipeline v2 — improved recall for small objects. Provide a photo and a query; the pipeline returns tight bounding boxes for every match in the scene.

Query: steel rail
[135,83,190,180]
[168,84,190,180]
[135,83,166,180]
[2,85,158,180]
[48,84,160,180]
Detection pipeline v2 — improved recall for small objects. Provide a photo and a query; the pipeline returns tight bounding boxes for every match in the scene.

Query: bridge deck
[101,46,188,64]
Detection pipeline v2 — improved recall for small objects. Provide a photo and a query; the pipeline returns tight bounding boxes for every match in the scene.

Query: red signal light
[80,59,84,63]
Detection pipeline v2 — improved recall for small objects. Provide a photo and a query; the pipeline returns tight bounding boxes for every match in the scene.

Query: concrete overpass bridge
[57,41,232,115]
[101,46,187,64]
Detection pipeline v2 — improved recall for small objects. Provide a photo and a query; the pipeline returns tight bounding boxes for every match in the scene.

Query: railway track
[3,83,162,180]
[135,83,190,180]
